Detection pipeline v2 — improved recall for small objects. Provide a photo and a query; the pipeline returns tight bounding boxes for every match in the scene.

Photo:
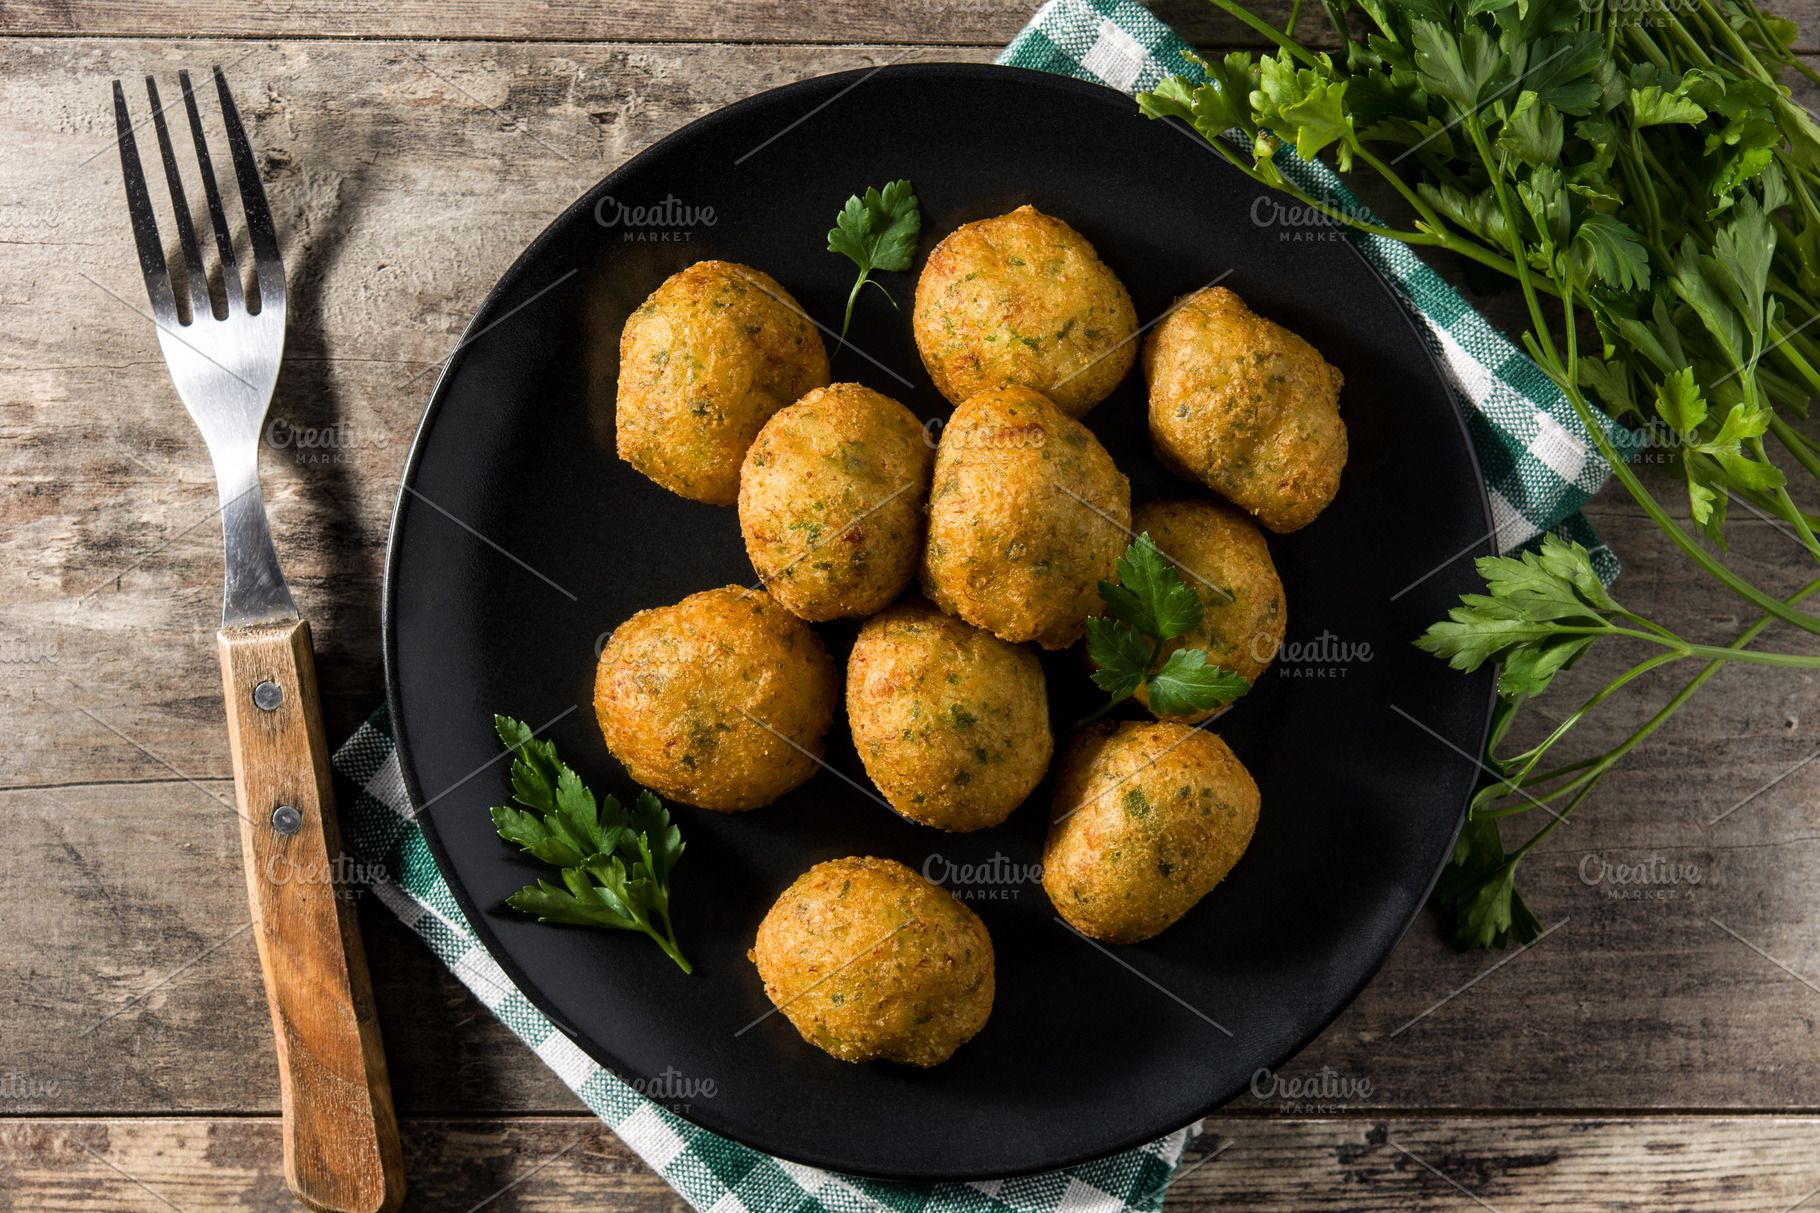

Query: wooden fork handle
[218,619,406,1213]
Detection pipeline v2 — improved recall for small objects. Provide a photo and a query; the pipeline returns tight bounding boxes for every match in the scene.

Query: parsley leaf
[490,715,691,973]
[1136,53,1259,141]
[1101,533,1205,641]
[1630,84,1706,128]
[1082,533,1252,723]
[1146,649,1253,718]
[1432,816,1543,949]
[1495,92,1564,168]
[1574,213,1651,292]
[1085,614,1152,702]
[826,179,920,349]
[1415,534,1619,700]
[1252,51,1359,169]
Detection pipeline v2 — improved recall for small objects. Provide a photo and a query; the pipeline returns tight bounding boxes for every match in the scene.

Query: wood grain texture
[6,27,1820,1213]
[217,618,404,1212]
[4,1116,1820,1211]
[3,0,1816,52]
[0,0,1343,48]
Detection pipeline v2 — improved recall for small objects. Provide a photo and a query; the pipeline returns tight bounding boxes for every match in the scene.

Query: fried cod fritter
[913,205,1139,417]
[1044,721,1260,943]
[738,383,934,621]
[1098,498,1286,724]
[1143,286,1346,532]
[593,586,838,812]
[847,600,1052,831]
[921,385,1131,649]
[749,856,995,1066]
[617,261,831,505]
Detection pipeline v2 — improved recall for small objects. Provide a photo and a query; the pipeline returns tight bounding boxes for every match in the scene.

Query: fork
[113,67,406,1213]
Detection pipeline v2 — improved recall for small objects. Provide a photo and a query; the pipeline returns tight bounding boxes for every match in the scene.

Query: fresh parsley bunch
[489,715,690,973]
[826,179,921,347]
[1083,534,1252,723]
[1138,0,1820,947]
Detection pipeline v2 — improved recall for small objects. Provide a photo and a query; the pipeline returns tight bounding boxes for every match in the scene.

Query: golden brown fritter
[617,261,830,505]
[1097,498,1286,724]
[1044,721,1260,943]
[1144,286,1346,532]
[913,206,1139,417]
[921,385,1131,650]
[738,383,933,621]
[847,600,1052,832]
[593,586,838,812]
[748,856,995,1066]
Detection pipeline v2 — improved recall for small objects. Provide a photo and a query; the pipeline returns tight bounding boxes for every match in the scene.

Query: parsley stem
[839,270,870,351]
[1537,621,1820,667]
[1494,573,1820,847]
[1074,696,1127,728]
[1496,650,1687,772]
[1205,0,1323,67]
[1768,414,1820,486]
[645,916,692,974]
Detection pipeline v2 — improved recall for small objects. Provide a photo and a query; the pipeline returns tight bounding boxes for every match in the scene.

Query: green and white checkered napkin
[1003,0,1642,581]
[332,4,1642,1209]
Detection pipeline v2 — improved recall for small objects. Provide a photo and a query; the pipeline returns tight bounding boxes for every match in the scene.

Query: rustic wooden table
[6,2,1820,1209]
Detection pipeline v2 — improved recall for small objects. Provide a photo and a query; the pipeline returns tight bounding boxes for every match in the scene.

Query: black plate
[384,63,1497,1181]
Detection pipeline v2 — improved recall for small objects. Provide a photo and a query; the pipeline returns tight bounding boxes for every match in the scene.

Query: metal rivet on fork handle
[271,805,301,834]
[254,680,283,711]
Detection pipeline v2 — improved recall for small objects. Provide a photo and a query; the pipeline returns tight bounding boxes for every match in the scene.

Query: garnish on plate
[1081,534,1252,725]
[489,715,691,973]
[826,179,921,348]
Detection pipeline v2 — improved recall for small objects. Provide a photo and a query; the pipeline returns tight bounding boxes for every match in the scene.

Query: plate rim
[380,59,1501,1180]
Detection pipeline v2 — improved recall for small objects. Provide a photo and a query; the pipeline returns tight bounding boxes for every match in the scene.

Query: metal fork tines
[113,66,297,629]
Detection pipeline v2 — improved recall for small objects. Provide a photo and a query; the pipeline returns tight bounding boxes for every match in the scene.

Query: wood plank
[0,781,583,1116]
[5,0,1819,54]
[4,0,1818,52]
[6,1116,1820,1211]
[0,1117,685,1213]
[1171,1119,1820,1212]
[0,0,1313,49]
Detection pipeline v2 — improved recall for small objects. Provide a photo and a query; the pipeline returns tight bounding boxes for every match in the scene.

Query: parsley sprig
[1082,534,1252,724]
[1417,535,1820,948]
[826,179,920,349]
[489,715,691,973]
